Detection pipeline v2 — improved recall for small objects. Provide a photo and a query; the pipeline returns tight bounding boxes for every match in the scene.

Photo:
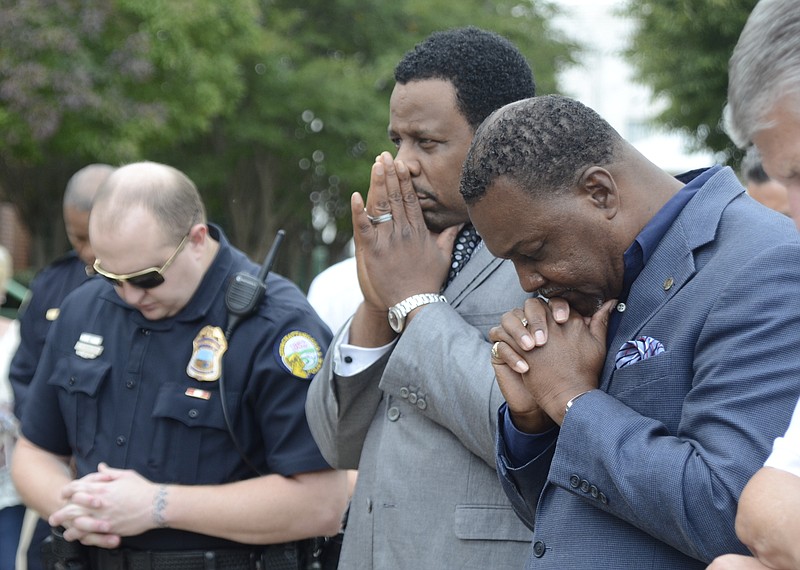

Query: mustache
[535,287,572,299]
[414,186,437,202]
[535,289,606,315]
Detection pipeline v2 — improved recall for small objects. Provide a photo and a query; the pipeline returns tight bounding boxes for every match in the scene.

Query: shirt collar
[620,166,720,299]
[607,166,720,347]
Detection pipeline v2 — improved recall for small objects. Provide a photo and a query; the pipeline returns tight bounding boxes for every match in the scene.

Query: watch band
[394,293,447,315]
[388,293,447,333]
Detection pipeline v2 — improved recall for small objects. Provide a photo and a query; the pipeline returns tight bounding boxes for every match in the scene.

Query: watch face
[388,308,404,333]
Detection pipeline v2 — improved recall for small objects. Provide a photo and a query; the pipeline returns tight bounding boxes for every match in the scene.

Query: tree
[159,0,577,285]
[0,0,576,286]
[0,0,261,264]
[623,0,757,161]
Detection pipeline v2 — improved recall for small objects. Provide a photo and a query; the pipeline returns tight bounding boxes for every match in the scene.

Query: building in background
[552,0,718,173]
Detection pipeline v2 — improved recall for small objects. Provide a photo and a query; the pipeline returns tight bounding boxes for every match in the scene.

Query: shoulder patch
[276,331,324,379]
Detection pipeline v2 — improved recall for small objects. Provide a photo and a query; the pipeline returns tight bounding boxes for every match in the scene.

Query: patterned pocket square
[614,336,665,370]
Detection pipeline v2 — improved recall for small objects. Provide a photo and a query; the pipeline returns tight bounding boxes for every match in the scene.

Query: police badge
[186,325,228,381]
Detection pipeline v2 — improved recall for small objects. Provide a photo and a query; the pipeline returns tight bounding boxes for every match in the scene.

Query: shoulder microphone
[225,229,286,338]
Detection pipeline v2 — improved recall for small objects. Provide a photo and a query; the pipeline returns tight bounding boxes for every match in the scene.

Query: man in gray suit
[306,28,536,569]
[461,94,800,569]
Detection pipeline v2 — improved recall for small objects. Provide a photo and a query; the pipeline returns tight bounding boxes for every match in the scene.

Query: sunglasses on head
[93,234,189,290]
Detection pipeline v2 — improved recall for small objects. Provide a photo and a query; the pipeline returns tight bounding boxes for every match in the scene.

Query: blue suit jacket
[497,167,800,569]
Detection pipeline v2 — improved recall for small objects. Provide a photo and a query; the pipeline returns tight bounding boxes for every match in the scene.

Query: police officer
[11,162,347,569]
[10,163,115,418]
[9,163,114,570]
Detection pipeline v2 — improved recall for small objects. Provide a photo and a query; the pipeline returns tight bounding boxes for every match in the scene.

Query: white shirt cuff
[333,325,396,376]
[764,397,800,477]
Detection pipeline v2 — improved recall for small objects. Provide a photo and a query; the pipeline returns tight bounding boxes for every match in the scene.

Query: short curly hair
[461,95,622,203]
[394,27,536,129]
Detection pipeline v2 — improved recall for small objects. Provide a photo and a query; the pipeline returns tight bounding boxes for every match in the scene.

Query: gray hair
[460,95,622,204]
[726,0,800,147]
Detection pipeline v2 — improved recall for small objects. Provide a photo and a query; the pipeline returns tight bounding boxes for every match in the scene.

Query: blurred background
[0,0,756,312]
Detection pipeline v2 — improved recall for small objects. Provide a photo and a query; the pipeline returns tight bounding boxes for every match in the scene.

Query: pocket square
[615,336,665,370]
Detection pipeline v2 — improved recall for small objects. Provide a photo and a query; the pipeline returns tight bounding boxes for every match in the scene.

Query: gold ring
[520,317,528,328]
[491,341,501,360]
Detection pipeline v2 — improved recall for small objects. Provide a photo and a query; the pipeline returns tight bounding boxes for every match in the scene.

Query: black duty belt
[90,543,300,570]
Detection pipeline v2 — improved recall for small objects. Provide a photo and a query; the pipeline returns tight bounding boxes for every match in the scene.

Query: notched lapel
[444,245,504,308]
[600,167,744,387]
[601,224,696,386]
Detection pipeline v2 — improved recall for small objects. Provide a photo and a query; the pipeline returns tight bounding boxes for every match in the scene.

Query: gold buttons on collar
[663,277,674,291]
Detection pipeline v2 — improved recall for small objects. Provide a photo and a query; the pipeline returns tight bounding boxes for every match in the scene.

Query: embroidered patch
[186,325,228,382]
[277,331,323,379]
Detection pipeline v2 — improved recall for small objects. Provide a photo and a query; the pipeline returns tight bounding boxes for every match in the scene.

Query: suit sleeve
[377,302,506,467]
[305,325,390,469]
[496,404,557,530]
[306,301,507,470]
[542,243,800,562]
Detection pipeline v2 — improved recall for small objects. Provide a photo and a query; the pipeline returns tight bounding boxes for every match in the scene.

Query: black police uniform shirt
[21,225,333,551]
[9,251,93,419]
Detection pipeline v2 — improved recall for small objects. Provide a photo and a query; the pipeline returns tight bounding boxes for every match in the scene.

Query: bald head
[89,162,215,320]
[92,161,206,244]
[63,164,115,212]
[63,164,115,265]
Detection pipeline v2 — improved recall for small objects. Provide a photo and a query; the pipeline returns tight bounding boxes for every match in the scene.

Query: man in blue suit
[459,94,800,569]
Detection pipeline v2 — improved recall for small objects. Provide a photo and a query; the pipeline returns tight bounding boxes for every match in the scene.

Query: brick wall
[0,202,31,272]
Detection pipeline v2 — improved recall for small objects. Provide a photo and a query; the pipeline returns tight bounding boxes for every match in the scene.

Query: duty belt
[90,543,300,570]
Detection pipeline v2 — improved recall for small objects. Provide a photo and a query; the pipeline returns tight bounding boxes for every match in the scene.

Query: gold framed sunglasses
[93,234,189,289]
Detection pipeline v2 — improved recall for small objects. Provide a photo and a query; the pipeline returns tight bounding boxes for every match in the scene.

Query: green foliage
[0,0,257,162]
[623,0,757,160]
[0,0,576,285]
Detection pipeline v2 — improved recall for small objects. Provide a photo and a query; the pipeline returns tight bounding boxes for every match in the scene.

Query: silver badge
[74,332,104,359]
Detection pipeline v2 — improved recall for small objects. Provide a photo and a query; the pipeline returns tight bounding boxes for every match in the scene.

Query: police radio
[221,229,285,478]
[223,228,338,569]
[224,229,285,339]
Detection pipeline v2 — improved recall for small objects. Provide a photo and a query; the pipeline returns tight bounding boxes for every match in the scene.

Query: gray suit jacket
[497,166,800,569]
[306,244,533,569]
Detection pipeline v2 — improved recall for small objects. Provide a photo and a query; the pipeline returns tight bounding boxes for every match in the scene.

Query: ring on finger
[491,341,501,360]
[367,213,393,225]
[520,317,528,328]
